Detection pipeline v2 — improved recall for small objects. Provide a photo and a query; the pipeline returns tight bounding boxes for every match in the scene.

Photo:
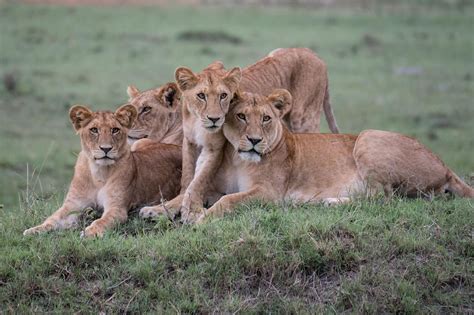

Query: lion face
[224,90,292,163]
[175,62,241,133]
[126,83,180,144]
[69,104,137,166]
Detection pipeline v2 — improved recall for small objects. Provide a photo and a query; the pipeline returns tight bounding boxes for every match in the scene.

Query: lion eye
[111,128,120,134]
[220,93,227,100]
[141,106,152,114]
[237,113,246,121]
[197,93,206,100]
[90,127,98,134]
[263,115,271,122]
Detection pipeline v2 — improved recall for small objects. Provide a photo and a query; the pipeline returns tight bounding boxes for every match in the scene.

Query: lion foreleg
[181,148,224,223]
[81,204,128,238]
[195,186,267,224]
[23,199,83,235]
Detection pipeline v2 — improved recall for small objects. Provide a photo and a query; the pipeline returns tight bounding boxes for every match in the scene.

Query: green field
[1,3,473,313]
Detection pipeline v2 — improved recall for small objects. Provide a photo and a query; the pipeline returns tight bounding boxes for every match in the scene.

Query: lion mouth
[128,134,148,140]
[205,125,221,132]
[238,148,262,156]
[95,156,115,161]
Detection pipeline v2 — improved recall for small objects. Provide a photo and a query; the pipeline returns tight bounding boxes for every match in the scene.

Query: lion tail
[447,171,474,198]
[323,83,340,134]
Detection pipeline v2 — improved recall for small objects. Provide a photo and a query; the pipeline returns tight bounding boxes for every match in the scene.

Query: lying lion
[126,47,339,146]
[126,82,183,145]
[190,89,473,223]
[140,48,340,222]
[23,104,182,238]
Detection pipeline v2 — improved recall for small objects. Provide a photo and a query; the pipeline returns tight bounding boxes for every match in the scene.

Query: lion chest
[95,187,108,208]
[215,162,252,195]
[184,119,208,148]
[226,168,251,194]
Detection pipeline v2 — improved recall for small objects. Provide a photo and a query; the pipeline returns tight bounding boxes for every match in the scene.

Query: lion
[139,48,340,221]
[190,89,473,223]
[126,83,182,146]
[23,104,182,238]
[139,63,238,221]
[128,48,338,145]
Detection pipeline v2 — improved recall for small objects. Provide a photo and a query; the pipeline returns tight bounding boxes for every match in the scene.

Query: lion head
[69,104,137,166]
[223,89,292,163]
[126,83,180,143]
[175,61,241,132]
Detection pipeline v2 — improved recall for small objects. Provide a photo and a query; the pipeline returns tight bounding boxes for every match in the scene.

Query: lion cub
[126,83,183,146]
[23,104,182,238]
[194,90,473,222]
[139,63,241,222]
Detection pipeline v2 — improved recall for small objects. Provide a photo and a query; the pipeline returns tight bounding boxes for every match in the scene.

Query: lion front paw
[194,211,209,225]
[181,206,206,224]
[23,223,54,236]
[139,205,171,219]
[322,197,350,207]
[80,224,105,238]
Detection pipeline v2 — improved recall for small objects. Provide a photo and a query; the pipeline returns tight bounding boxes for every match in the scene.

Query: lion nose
[100,146,112,154]
[207,116,220,124]
[247,136,262,145]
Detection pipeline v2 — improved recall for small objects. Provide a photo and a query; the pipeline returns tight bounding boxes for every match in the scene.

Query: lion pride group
[24,48,473,238]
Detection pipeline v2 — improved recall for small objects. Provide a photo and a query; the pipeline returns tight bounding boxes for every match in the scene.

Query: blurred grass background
[0,1,473,312]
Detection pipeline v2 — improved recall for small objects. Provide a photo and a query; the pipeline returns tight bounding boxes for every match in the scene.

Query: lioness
[140,48,339,221]
[23,104,182,238]
[191,90,473,222]
[128,48,339,146]
[126,83,182,145]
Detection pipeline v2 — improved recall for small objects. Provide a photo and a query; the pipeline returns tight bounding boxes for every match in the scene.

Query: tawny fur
[193,91,473,223]
[241,48,339,133]
[24,105,181,238]
[139,48,340,221]
[126,83,183,145]
[128,48,339,145]
[354,130,474,198]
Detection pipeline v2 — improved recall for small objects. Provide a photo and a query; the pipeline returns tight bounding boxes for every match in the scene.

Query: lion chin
[238,151,262,163]
[94,158,116,166]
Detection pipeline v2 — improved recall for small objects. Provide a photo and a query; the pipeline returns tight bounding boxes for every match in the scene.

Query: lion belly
[284,133,364,201]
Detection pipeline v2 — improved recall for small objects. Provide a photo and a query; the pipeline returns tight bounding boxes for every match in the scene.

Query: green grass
[1,3,473,313]
[2,198,473,312]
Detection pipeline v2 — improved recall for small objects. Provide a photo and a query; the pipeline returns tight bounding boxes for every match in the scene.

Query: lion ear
[69,105,93,131]
[223,67,242,92]
[155,82,180,112]
[127,85,140,100]
[229,90,243,108]
[204,61,225,71]
[175,67,198,91]
[114,104,137,129]
[268,89,292,118]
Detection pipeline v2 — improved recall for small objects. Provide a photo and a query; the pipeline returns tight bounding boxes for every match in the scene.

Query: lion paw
[23,224,53,236]
[181,207,206,225]
[139,205,169,219]
[194,212,208,225]
[80,224,104,238]
[322,197,350,207]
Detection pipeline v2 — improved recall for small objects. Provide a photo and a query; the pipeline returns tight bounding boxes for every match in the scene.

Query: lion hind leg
[446,171,474,198]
